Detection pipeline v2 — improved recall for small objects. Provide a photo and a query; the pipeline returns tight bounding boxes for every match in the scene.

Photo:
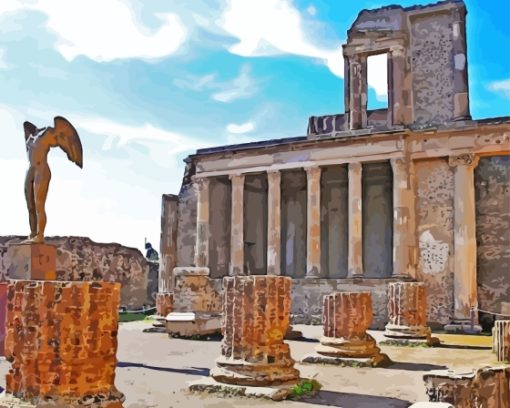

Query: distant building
[158,0,509,331]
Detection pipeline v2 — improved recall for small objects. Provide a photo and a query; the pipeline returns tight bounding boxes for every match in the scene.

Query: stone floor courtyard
[0,320,497,408]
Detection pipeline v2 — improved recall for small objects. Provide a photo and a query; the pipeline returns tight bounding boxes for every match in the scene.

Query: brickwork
[0,283,7,356]
[211,275,300,386]
[3,280,124,406]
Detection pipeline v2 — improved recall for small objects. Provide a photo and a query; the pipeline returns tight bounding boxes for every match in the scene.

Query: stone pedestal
[165,267,221,337]
[0,280,124,408]
[6,244,56,280]
[384,282,438,345]
[211,275,300,386]
[493,320,510,362]
[303,292,389,367]
[423,367,510,408]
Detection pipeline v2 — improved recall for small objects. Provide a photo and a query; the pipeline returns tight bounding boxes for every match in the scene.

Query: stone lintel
[6,243,56,280]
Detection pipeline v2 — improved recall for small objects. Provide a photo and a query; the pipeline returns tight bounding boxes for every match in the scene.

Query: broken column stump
[0,282,7,356]
[154,292,173,327]
[190,276,301,401]
[493,320,510,362]
[384,282,439,346]
[302,291,390,367]
[0,280,124,408]
[6,243,57,280]
[423,367,510,408]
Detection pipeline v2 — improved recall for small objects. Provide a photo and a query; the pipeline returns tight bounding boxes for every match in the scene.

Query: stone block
[6,244,56,280]
[155,292,173,317]
[165,312,221,337]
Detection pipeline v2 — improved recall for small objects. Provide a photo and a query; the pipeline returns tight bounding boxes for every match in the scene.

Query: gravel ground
[0,321,498,408]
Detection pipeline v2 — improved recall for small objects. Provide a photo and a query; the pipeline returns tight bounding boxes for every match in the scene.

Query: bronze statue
[23,116,83,244]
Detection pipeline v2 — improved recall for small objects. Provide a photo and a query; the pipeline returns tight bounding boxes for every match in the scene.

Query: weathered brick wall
[5,281,122,402]
[410,12,455,126]
[475,155,510,327]
[0,236,157,309]
[415,159,455,326]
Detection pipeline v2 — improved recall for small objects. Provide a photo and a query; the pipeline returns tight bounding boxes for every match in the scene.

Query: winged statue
[22,116,83,244]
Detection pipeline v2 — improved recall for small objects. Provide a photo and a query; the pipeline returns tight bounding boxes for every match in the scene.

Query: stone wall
[410,11,455,125]
[475,155,510,329]
[290,278,399,329]
[0,236,157,309]
[176,183,197,268]
[415,159,455,327]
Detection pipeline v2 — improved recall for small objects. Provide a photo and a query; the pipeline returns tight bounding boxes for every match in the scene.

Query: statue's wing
[49,116,83,168]
[23,121,37,142]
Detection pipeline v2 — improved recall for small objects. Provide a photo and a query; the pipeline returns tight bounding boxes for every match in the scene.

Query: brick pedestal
[0,283,7,356]
[211,275,300,386]
[493,320,510,362]
[309,292,389,367]
[384,282,434,342]
[155,292,173,317]
[6,244,56,280]
[1,280,124,408]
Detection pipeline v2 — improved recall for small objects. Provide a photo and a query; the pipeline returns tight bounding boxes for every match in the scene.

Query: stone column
[311,292,389,367]
[448,154,480,327]
[211,275,300,386]
[194,177,210,268]
[493,320,510,362]
[389,46,406,126]
[384,282,434,342]
[451,6,471,121]
[348,55,367,130]
[390,158,415,278]
[3,280,124,407]
[229,174,245,276]
[348,162,363,277]
[158,194,178,294]
[267,170,281,275]
[306,166,321,278]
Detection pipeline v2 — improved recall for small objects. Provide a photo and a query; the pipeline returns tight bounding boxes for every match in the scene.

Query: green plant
[290,379,322,399]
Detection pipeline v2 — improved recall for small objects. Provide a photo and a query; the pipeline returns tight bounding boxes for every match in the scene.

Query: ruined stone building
[158,0,509,331]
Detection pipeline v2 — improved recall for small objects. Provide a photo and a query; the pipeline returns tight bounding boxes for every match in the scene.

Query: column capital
[305,166,322,178]
[229,173,245,183]
[448,153,479,168]
[193,176,210,190]
[267,169,281,179]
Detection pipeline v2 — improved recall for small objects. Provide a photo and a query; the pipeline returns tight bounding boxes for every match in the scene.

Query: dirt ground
[0,321,500,408]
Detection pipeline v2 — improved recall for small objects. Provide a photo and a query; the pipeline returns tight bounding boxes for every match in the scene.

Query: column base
[316,334,384,359]
[444,321,482,334]
[188,376,302,402]
[211,355,300,387]
[0,389,125,408]
[384,323,432,339]
[301,352,391,368]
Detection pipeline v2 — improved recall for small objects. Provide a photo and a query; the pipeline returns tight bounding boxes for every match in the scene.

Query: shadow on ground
[386,362,448,371]
[117,362,210,376]
[300,390,411,407]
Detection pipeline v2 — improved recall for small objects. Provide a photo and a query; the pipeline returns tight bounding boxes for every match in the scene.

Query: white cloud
[216,0,387,98]
[1,0,187,62]
[488,79,510,99]
[226,121,255,134]
[217,0,343,77]
[173,73,217,91]
[212,64,258,102]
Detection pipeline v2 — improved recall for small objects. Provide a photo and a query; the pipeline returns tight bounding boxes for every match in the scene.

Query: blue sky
[0,0,509,252]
